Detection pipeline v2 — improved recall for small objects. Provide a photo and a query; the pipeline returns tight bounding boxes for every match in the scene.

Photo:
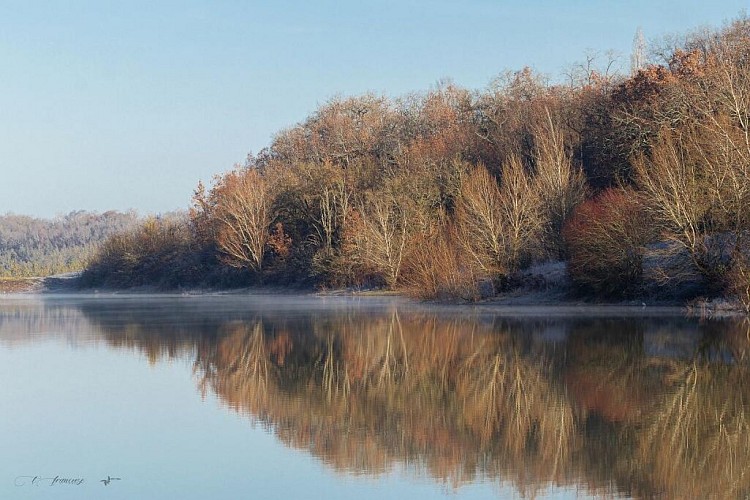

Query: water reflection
[2,297,749,498]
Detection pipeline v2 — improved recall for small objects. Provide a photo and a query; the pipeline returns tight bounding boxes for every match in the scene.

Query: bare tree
[635,123,749,283]
[498,155,543,269]
[457,160,541,274]
[350,192,412,288]
[631,27,647,75]
[532,108,587,257]
[212,168,273,273]
[456,164,506,274]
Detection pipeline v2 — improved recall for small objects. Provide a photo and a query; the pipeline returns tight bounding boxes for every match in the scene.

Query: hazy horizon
[2,0,747,218]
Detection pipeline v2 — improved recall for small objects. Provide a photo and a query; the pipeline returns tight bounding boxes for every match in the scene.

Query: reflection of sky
[0,337,579,500]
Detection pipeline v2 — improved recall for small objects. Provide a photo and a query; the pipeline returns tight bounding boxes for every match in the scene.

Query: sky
[1,0,747,218]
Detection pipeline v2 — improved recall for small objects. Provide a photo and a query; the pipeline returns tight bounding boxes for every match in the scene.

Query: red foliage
[563,189,653,297]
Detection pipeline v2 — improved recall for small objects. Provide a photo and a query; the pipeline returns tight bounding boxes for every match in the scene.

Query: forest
[0,211,138,277]
[82,17,750,311]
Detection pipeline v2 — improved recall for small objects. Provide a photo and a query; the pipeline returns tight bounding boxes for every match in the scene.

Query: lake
[1,295,748,499]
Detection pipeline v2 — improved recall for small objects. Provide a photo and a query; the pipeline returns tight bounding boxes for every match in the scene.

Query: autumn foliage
[564,190,653,297]
[82,215,201,288]
[84,16,750,309]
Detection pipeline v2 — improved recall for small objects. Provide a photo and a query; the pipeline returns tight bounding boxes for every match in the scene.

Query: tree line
[0,211,138,277]
[84,17,750,309]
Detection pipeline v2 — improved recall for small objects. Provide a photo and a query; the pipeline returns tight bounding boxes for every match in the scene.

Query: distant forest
[0,211,138,277]
[82,17,749,311]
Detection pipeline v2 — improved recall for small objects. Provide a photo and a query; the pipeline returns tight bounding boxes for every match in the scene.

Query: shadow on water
[3,296,750,498]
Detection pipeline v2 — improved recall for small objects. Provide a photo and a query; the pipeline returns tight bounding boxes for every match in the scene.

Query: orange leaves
[669,49,711,78]
[267,223,292,259]
[614,64,675,106]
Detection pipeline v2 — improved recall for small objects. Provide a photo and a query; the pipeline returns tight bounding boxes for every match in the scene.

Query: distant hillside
[0,211,139,277]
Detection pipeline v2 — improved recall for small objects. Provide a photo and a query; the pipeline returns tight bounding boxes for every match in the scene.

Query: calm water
[1,295,748,499]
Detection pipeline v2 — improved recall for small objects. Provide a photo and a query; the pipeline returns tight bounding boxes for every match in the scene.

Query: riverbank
[0,277,45,293]
[0,272,83,294]
[4,267,746,317]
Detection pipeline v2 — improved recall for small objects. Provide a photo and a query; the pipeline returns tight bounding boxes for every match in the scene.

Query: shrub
[401,224,481,301]
[563,189,653,298]
[82,216,204,288]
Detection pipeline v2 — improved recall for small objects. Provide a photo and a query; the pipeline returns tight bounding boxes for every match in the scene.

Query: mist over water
[1,295,748,499]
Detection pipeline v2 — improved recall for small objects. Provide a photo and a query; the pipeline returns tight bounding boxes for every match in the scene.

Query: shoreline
[1,273,745,318]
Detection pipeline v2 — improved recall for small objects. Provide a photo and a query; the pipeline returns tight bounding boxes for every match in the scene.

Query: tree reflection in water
[637,319,750,498]
[23,299,748,498]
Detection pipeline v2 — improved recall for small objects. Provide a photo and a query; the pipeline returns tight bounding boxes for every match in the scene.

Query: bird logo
[100,476,121,486]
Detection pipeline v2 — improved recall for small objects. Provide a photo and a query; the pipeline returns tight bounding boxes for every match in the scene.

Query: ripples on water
[1,295,748,499]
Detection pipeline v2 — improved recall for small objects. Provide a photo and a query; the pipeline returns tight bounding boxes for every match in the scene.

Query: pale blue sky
[1,1,747,217]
